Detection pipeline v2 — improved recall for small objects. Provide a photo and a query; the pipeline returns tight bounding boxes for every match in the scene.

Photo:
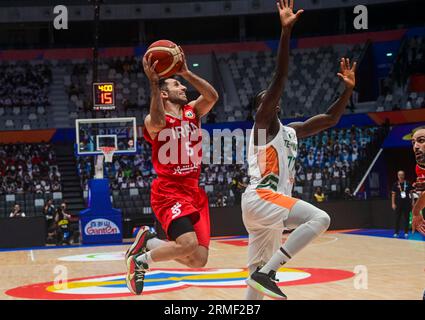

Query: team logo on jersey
[171,202,182,219]
[6,267,354,300]
[185,110,195,119]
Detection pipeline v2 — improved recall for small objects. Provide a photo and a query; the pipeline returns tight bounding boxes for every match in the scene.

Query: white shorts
[241,188,299,267]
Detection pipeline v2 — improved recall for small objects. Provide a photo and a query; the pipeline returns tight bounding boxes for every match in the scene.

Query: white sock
[260,201,331,274]
[146,238,166,250]
[259,246,291,274]
[136,251,153,265]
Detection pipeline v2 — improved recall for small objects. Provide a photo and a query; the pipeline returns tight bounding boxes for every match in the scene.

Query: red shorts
[150,177,210,248]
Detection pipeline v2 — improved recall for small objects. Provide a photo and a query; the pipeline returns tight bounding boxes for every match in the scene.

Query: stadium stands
[0,61,52,130]
[216,43,366,122]
[0,143,63,218]
[376,35,425,111]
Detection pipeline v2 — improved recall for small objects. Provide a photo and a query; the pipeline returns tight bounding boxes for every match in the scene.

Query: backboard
[75,117,137,157]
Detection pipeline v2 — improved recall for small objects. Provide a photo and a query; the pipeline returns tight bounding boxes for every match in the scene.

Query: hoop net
[99,146,116,163]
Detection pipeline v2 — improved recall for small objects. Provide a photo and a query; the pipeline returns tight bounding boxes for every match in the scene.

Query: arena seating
[216,43,366,122]
[0,61,52,130]
[0,143,63,218]
[375,35,425,111]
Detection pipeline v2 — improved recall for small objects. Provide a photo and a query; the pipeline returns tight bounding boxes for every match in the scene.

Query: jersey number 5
[185,142,194,157]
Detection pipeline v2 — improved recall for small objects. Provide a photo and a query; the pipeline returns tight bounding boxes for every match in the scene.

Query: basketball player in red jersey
[411,128,425,235]
[125,49,219,295]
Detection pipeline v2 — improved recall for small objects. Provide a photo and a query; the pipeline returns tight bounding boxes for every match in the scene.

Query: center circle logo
[6,267,354,300]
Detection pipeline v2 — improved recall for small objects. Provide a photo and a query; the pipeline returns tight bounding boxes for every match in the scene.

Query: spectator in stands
[43,199,56,243]
[111,180,120,191]
[55,202,71,245]
[215,192,226,207]
[52,179,61,192]
[344,187,354,200]
[391,170,414,238]
[9,203,25,218]
[313,187,326,203]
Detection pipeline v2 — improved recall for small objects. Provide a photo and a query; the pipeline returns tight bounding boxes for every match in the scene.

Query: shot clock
[93,82,116,111]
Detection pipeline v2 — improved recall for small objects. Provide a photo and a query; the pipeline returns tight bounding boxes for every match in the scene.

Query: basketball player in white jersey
[242,0,356,299]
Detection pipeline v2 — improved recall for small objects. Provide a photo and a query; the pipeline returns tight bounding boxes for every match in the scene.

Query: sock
[259,247,291,274]
[146,238,166,251]
[260,201,331,274]
[136,251,153,265]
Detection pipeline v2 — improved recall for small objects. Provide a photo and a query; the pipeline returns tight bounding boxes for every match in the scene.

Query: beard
[168,93,188,106]
[416,150,425,165]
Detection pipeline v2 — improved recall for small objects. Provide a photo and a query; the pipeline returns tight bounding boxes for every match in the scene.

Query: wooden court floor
[0,231,424,300]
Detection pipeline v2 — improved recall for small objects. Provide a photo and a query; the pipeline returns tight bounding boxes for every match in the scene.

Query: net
[99,146,116,163]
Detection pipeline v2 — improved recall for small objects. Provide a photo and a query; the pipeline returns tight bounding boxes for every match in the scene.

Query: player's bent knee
[178,238,199,256]
[315,210,331,233]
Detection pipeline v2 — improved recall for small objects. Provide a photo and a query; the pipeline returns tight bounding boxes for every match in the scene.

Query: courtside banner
[383,122,425,148]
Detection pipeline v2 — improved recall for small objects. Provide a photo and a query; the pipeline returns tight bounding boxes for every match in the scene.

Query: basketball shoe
[125,226,157,261]
[126,253,149,295]
[246,269,287,300]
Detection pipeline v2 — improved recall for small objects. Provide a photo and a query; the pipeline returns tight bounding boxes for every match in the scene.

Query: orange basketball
[144,40,184,79]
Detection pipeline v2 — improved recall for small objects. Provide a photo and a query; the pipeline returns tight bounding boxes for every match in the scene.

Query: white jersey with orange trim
[242,121,299,267]
[245,121,298,197]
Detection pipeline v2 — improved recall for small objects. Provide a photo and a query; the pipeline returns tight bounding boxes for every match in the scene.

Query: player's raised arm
[255,0,303,130]
[288,58,356,139]
[143,55,166,138]
[177,49,219,118]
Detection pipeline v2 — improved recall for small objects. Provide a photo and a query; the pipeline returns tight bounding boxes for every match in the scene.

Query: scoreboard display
[93,82,116,111]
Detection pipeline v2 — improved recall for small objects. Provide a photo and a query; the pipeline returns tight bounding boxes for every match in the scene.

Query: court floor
[0,230,424,300]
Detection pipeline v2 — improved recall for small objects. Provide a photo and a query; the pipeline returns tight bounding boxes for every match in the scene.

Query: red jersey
[416,164,425,179]
[143,105,203,180]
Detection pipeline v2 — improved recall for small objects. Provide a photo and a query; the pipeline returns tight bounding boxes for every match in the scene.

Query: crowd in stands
[76,126,383,207]
[0,144,61,195]
[0,62,51,108]
[293,127,378,200]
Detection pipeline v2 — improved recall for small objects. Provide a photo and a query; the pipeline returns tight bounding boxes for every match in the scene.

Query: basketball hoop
[99,146,116,163]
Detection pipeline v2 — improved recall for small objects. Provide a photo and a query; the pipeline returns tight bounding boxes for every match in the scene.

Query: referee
[391,171,414,238]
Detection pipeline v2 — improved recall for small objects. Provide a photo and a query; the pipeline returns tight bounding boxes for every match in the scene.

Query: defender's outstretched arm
[255,0,303,130]
[289,58,356,138]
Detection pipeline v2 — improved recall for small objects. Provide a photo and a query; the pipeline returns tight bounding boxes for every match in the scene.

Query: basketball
[144,40,184,78]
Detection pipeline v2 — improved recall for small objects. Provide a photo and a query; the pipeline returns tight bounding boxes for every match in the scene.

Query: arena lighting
[193,63,200,67]
[387,52,393,57]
